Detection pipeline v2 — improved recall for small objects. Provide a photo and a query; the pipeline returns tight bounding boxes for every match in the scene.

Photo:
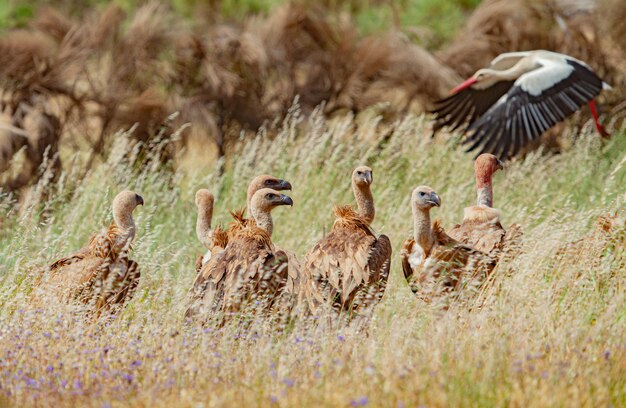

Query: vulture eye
[264,180,272,185]
[419,191,426,197]
[266,193,275,199]
[357,171,363,175]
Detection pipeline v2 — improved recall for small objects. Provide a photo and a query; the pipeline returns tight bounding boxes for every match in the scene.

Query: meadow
[0,106,625,407]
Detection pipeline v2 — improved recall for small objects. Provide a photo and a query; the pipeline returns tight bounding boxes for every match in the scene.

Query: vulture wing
[195,254,205,274]
[417,221,496,302]
[448,207,507,255]
[50,222,125,272]
[185,228,288,319]
[352,234,392,313]
[39,221,140,316]
[464,59,604,158]
[49,224,115,271]
[49,247,91,270]
[431,80,515,133]
[83,257,140,314]
[37,255,140,315]
[448,207,524,263]
[400,238,423,294]
[305,207,391,314]
[305,226,376,310]
[194,225,229,274]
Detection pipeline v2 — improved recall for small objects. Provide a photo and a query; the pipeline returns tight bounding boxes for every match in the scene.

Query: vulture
[303,166,392,316]
[35,191,144,316]
[185,188,293,320]
[401,186,495,303]
[448,153,523,258]
[193,175,292,272]
[431,50,611,158]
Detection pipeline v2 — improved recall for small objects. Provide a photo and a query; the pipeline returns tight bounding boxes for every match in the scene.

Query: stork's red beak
[450,77,478,94]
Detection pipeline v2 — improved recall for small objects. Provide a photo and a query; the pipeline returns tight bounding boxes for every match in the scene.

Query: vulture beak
[279,194,293,207]
[135,194,144,206]
[450,77,478,94]
[496,159,504,171]
[427,192,441,207]
[278,180,293,191]
[357,172,372,185]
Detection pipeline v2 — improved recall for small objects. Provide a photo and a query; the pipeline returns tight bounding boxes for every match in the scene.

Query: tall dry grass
[0,107,625,406]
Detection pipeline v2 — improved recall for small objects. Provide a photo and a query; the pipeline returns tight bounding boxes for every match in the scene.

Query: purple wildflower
[350,396,368,406]
[24,378,37,388]
[282,378,295,388]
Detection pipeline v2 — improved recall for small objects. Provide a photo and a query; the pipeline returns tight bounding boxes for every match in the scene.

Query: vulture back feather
[304,205,391,316]
[448,207,523,259]
[186,223,289,320]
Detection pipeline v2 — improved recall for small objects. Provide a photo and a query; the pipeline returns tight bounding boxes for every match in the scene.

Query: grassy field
[0,108,625,407]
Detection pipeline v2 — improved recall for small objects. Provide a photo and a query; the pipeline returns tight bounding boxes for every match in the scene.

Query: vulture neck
[196,206,214,249]
[246,183,261,216]
[475,174,494,207]
[251,207,273,236]
[352,181,375,224]
[413,206,434,254]
[113,206,136,246]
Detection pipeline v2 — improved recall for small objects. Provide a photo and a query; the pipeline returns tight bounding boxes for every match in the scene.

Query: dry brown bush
[1,0,625,192]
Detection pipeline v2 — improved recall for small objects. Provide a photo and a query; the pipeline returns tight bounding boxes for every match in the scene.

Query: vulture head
[247,175,292,208]
[352,166,373,187]
[249,188,293,236]
[251,188,294,213]
[113,190,144,215]
[195,189,215,213]
[475,153,503,189]
[195,189,215,248]
[248,175,292,197]
[112,190,144,239]
[412,186,441,210]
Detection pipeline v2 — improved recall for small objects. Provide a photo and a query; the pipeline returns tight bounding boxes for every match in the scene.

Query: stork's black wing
[431,80,515,133]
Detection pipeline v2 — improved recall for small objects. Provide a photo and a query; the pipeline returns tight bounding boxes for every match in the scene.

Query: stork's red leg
[589,99,610,138]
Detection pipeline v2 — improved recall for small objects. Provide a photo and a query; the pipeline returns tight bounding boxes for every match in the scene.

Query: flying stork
[431,50,611,158]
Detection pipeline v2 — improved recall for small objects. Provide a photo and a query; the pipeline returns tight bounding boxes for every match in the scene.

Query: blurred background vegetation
[0,0,482,47]
[0,0,624,195]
